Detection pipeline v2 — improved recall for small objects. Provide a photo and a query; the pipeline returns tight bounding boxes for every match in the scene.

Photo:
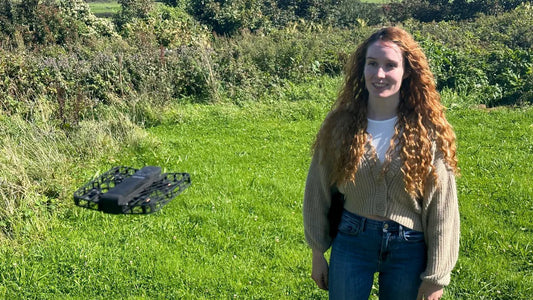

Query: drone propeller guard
[74,166,191,214]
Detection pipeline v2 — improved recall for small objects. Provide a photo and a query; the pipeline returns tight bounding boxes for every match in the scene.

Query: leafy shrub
[118,5,217,102]
[471,3,533,50]
[331,0,385,27]
[1,0,532,122]
[186,0,383,35]
[59,0,117,38]
[520,75,533,105]
[486,48,533,106]
[386,0,526,22]
[114,0,153,30]
[160,0,180,6]
[212,26,370,100]
[268,0,384,27]
[409,9,533,107]
[162,45,219,102]
[187,0,267,35]
[0,0,116,48]
[0,3,220,123]
[385,0,438,23]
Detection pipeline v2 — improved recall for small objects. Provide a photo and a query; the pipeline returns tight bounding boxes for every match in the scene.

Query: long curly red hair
[314,27,458,198]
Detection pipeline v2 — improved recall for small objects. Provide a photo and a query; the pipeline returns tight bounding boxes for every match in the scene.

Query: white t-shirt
[367,116,397,162]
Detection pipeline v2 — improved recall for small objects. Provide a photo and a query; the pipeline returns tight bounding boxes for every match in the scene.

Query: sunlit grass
[87,1,121,18]
[0,80,531,298]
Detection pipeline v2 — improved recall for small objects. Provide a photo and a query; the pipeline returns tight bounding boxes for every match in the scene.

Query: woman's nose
[377,67,386,78]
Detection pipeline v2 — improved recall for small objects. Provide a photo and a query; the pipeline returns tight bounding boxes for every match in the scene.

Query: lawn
[87,1,121,18]
[0,81,531,298]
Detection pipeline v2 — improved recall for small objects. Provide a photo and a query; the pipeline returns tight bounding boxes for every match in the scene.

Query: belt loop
[361,217,367,232]
[399,225,404,238]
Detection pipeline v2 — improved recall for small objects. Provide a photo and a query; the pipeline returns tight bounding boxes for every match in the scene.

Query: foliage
[385,0,526,22]
[330,0,385,27]
[59,0,117,37]
[404,4,533,106]
[0,0,116,48]
[121,4,210,48]
[0,5,218,121]
[160,0,179,6]
[185,0,385,35]
[184,0,526,34]
[114,0,154,30]
[187,0,268,35]
[0,39,130,124]
[212,26,369,100]
[0,1,532,123]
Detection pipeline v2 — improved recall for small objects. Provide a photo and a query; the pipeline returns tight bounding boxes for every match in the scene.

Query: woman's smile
[364,41,406,102]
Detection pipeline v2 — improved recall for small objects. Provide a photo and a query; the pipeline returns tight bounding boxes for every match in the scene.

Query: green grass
[0,77,532,298]
[88,1,121,18]
[446,106,533,298]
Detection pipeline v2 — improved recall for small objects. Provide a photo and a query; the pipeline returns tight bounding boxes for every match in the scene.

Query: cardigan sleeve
[303,151,333,253]
[420,155,460,287]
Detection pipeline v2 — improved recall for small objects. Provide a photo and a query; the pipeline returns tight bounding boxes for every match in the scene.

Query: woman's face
[364,41,406,102]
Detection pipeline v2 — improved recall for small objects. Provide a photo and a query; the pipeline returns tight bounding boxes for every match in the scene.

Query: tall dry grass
[0,105,148,239]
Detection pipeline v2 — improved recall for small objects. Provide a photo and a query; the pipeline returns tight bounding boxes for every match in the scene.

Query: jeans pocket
[337,215,362,236]
[401,228,424,242]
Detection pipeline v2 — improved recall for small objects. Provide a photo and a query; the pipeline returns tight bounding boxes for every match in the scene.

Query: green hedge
[405,4,533,106]
[1,4,532,126]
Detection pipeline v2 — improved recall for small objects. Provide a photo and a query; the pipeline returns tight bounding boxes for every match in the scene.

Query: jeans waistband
[342,209,402,232]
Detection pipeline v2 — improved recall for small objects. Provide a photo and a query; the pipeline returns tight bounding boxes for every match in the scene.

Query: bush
[386,0,526,22]
[187,0,267,35]
[472,3,533,50]
[0,3,220,122]
[114,0,154,31]
[0,0,116,48]
[118,5,217,102]
[331,0,385,27]
[186,0,384,35]
[486,48,533,106]
[212,27,370,100]
[407,7,533,107]
[1,1,532,120]
[162,45,219,102]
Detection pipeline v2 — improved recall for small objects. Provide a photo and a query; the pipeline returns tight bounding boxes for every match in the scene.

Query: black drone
[73,166,191,214]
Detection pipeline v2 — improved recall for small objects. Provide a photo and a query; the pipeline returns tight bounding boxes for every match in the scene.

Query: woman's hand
[417,281,443,300]
[311,250,329,290]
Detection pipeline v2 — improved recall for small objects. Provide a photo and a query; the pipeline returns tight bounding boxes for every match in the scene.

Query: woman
[303,27,459,300]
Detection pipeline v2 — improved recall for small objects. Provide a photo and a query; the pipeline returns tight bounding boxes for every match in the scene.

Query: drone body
[74,166,191,214]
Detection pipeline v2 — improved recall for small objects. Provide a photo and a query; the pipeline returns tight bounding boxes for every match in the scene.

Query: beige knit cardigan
[303,142,460,287]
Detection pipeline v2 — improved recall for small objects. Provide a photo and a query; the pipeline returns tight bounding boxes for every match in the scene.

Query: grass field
[0,76,532,298]
[87,1,121,18]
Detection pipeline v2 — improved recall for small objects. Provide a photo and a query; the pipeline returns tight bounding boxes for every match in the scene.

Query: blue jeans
[329,210,427,300]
